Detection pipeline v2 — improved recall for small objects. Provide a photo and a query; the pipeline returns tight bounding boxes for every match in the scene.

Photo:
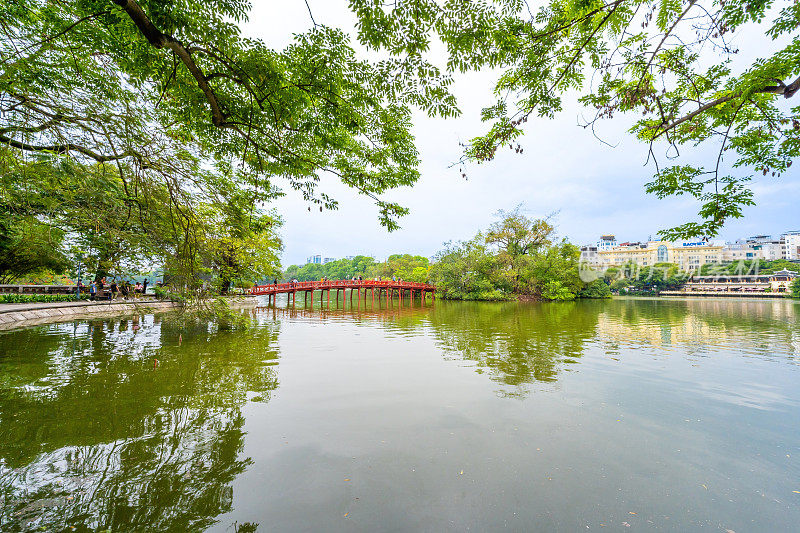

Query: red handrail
[248,279,435,295]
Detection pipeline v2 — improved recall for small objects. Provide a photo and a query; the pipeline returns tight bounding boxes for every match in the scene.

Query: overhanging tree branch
[0,133,129,162]
[110,0,227,127]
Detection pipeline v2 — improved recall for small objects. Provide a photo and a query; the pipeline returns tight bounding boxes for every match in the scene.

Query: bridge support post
[310,289,314,307]
[327,289,330,308]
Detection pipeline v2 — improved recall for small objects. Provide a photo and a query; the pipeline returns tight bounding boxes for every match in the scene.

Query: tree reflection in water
[0,314,279,532]
[427,301,602,392]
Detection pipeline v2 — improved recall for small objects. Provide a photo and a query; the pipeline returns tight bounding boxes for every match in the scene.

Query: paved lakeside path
[0,296,257,330]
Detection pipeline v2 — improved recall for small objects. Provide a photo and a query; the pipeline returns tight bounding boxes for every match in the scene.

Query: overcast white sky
[245,1,800,266]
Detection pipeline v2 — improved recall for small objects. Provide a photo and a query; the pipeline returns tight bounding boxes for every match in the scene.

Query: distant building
[579,245,599,265]
[598,240,723,270]
[679,270,797,294]
[323,257,335,264]
[306,255,322,264]
[597,235,617,251]
[782,231,800,260]
[722,237,783,262]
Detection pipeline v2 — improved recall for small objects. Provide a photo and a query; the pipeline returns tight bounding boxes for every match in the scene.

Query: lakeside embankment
[0,297,258,330]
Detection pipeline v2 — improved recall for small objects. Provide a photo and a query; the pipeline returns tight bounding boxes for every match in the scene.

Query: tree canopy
[1,0,458,231]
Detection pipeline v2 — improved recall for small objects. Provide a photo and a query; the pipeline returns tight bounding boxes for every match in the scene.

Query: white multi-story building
[598,239,723,270]
[597,235,617,251]
[306,255,322,264]
[722,236,782,262]
[579,245,599,265]
[782,231,800,260]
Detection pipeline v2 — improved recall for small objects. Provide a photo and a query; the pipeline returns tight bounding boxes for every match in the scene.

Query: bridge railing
[248,280,434,295]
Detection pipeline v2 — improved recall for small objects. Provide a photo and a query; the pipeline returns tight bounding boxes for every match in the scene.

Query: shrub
[791,278,800,299]
[0,293,83,304]
[579,279,612,299]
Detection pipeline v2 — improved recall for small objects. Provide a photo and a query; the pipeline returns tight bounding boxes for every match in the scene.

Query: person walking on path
[89,281,97,301]
[143,278,149,295]
[110,280,118,301]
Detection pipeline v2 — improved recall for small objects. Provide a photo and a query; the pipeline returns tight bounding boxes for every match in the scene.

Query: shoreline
[0,296,258,331]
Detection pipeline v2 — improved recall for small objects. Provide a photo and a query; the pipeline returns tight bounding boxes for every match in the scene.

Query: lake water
[1,297,799,531]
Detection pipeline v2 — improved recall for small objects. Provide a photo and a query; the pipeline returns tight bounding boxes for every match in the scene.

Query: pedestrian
[89,281,97,301]
[110,279,118,300]
[143,278,149,295]
[97,277,105,300]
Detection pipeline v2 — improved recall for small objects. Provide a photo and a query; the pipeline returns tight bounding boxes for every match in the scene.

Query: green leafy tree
[282,255,377,282]
[579,279,613,299]
[0,216,69,283]
[790,277,800,298]
[1,0,459,231]
[520,241,584,300]
[485,207,556,292]
[367,254,430,281]
[430,234,507,300]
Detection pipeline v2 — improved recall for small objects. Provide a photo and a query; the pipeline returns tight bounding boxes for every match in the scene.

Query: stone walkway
[0,296,257,330]
[0,299,177,330]
[0,298,158,314]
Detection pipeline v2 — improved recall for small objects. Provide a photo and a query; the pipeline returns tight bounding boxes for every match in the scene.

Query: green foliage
[518,241,584,299]
[699,259,800,276]
[430,234,509,301]
[579,279,613,299]
[606,262,689,294]
[367,254,430,282]
[431,211,595,301]
[542,280,575,301]
[790,277,800,298]
[348,0,800,239]
[610,278,632,292]
[0,0,459,233]
[284,255,377,282]
[0,216,69,284]
[0,294,82,304]
[282,253,430,283]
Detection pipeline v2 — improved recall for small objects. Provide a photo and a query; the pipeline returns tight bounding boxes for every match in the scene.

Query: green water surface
[1,297,799,531]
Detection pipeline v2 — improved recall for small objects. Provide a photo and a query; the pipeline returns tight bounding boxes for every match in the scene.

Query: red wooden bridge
[248,279,435,306]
